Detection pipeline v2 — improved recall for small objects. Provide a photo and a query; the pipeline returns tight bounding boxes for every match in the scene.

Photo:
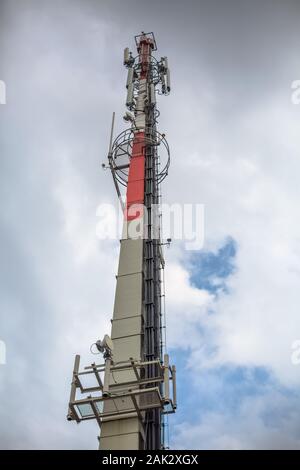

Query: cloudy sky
[1,0,300,449]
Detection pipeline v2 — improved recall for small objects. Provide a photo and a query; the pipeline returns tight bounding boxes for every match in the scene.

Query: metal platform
[67,355,177,428]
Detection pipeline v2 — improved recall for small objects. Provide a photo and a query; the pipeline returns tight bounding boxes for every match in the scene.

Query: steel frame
[108,126,170,188]
[67,355,176,427]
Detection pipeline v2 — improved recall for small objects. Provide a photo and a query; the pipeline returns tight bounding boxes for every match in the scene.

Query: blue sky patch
[188,237,237,294]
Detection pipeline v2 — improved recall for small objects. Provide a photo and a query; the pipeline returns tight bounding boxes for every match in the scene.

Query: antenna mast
[67,32,176,451]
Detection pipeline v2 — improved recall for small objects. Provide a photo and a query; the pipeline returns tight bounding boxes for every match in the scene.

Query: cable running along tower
[67,32,176,450]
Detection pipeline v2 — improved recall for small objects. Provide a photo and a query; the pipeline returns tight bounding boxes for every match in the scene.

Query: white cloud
[163,94,300,386]
[171,389,300,450]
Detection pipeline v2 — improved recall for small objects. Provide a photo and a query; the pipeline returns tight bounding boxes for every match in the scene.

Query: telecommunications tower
[67,32,176,450]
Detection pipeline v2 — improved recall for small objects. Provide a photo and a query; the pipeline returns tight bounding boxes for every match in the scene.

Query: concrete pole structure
[99,34,154,451]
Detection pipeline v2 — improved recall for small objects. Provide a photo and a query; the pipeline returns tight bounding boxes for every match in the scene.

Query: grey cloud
[1,0,300,449]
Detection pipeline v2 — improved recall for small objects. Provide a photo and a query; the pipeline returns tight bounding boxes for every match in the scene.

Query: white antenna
[90,334,114,359]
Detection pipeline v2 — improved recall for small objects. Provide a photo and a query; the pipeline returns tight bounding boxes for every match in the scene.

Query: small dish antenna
[90,334,114,359]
